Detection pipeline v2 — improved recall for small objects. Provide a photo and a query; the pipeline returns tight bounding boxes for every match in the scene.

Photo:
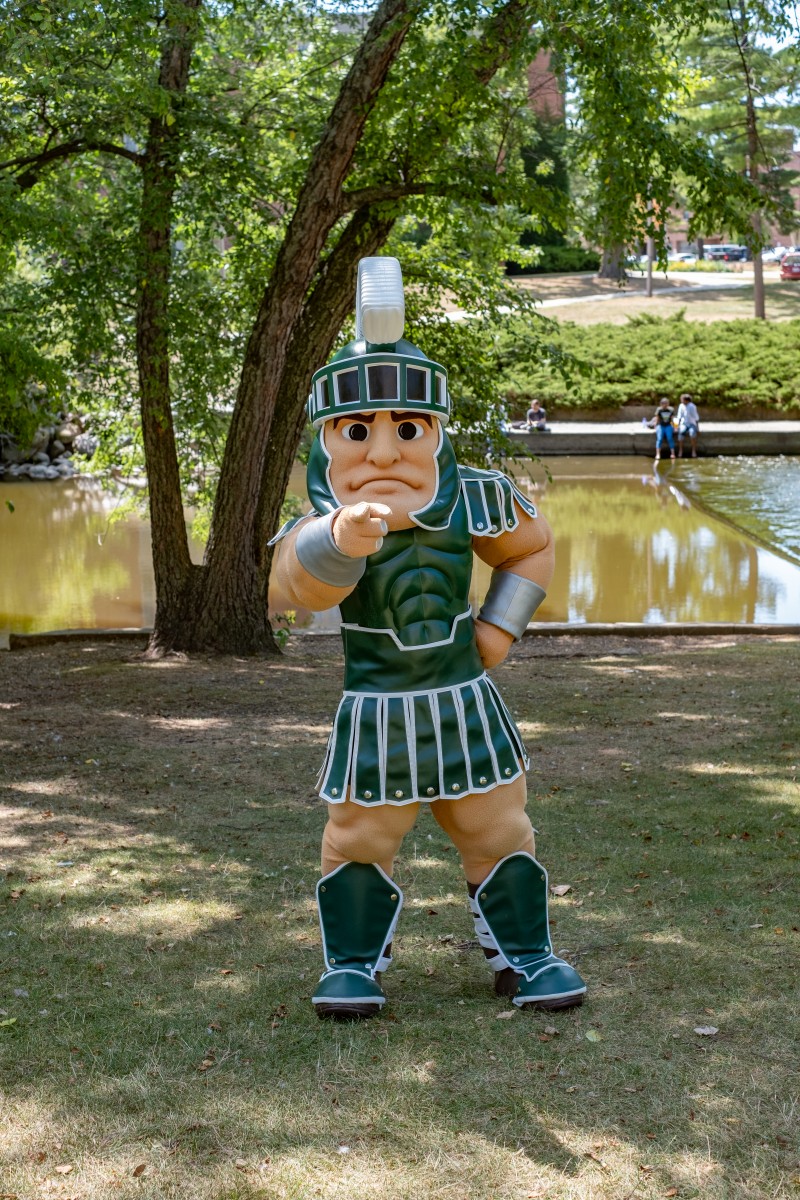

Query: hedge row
[506,245,601,275]
[500,313,800,412]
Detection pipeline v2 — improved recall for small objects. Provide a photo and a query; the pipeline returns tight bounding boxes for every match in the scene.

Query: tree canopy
[2,0,795,652]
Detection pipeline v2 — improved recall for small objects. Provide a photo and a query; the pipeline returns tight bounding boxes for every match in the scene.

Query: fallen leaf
[550,884,572,896]
[693,1025,719,1036]
[585,1029,602,1042]
[0,1018,17,1028]
[544,1025,558,1036]
[132,1163,147,1177]
[664,1189,679,1197]
[54,1165,74,1175]
[496,1010,516,1019]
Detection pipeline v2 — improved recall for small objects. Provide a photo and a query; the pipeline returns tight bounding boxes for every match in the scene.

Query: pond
[2,456,799,635]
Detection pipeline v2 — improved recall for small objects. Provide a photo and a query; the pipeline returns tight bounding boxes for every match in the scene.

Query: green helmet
[306,257,451,428]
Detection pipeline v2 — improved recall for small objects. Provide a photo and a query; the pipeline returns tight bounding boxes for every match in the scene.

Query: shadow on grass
[0,634,798,1197]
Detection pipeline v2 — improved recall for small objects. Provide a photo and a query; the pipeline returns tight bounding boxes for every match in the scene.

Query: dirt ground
[1,631,798,1200]
[2,629,797,873]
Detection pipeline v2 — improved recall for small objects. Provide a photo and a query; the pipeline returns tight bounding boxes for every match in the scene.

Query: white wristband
[295,513,367,587]
[477,571,546,640]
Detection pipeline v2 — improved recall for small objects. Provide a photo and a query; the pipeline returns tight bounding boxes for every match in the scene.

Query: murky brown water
[2,457,799,634]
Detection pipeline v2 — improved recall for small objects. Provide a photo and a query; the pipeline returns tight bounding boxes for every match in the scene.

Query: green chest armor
[339,497,483,694]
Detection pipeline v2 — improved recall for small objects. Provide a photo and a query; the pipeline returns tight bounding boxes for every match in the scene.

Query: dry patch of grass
[1,634,798,1199]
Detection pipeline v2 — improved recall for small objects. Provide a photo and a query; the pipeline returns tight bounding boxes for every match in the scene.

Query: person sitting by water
[649,397,676,462]
[526,400,548,431]
[676,393,700,458]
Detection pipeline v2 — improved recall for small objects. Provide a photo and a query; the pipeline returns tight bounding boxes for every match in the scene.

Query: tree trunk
[169,0,417,654]
[746,94,765,319]
[255,207,399,589]
[597,243,627,281]
[150,0,541,655]
[137,0,202,657]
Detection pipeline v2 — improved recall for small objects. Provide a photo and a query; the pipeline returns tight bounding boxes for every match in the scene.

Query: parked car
[705,244,748,261]
[761,248,783,264]
[780,253,800,280]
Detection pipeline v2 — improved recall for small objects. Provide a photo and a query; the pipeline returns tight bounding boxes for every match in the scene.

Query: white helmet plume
[355,257,405,344]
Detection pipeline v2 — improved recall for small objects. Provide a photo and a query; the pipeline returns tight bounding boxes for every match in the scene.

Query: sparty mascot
[273,257,586,1020]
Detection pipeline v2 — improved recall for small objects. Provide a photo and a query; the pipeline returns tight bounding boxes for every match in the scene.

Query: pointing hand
[332,502,392,558]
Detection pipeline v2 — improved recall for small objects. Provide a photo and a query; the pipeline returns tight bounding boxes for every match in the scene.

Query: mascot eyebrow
[332,411,433,429]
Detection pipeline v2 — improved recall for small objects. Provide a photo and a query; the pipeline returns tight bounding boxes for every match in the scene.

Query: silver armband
[477,570,546,640]
[295,513,367,588]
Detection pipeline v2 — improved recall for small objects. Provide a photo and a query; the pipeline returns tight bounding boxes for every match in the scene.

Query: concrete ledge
[523,622,800,637]
[6,628,151,649]
[508,421,800,457]
[4,623,798,650]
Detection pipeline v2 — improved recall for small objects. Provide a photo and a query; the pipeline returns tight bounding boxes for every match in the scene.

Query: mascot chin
[273,256,586,1020]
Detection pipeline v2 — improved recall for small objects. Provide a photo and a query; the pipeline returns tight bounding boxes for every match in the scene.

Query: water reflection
[3,457,800,635]
[0,479,203,634]
[673,455,800,564]
[523,471,783,624]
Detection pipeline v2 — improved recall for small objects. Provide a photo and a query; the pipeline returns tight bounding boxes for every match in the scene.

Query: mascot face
[325,410,441,530]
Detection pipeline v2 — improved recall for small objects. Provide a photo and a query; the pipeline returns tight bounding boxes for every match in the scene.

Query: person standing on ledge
[273,257,586,1022]
[649,396,676,461]
[676,393,700,458]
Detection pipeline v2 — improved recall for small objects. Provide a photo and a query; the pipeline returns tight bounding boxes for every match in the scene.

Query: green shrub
[506,245,601,275]
[500,312,800,413]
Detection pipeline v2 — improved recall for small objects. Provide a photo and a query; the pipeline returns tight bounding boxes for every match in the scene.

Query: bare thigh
[430,773,534,885]
[322,799,420,877]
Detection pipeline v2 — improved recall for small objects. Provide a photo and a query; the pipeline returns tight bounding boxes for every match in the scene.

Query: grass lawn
[512,271,800,325]
[1,633,798,1199]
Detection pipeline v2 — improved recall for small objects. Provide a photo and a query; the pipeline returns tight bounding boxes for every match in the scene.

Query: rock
[73,433,98,456]
[32,451,51,465]
[30,427,51,454]
[57,423,80,444]
[14,463,31,477]
[49,439,66,457]
[28,464,55,479]
[1,443,24,465]
[54,461,74,477]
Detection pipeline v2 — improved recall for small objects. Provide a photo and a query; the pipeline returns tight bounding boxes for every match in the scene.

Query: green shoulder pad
[267,514,308,547]
[458,466,537,538]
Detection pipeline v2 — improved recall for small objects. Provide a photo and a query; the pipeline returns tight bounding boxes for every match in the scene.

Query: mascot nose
[366,425,401,466]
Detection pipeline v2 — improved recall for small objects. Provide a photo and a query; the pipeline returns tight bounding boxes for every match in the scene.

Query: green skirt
[317,673,528,806]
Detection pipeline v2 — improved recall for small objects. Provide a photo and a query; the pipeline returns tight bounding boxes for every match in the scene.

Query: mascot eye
[397,421,424,441]
[343,422,370,442]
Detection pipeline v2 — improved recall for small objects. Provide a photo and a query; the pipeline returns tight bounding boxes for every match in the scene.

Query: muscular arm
[274,503,390,612]
[472,509,555,668]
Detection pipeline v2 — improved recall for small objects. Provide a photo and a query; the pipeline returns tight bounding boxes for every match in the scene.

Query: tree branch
[5,140,145,191]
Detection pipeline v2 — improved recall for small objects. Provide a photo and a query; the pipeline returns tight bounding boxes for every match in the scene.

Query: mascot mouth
[356,476,421,489]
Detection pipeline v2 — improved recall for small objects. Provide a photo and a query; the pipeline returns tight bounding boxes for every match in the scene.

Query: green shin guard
[313,862,403,1021]
[469,853,586,1011]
